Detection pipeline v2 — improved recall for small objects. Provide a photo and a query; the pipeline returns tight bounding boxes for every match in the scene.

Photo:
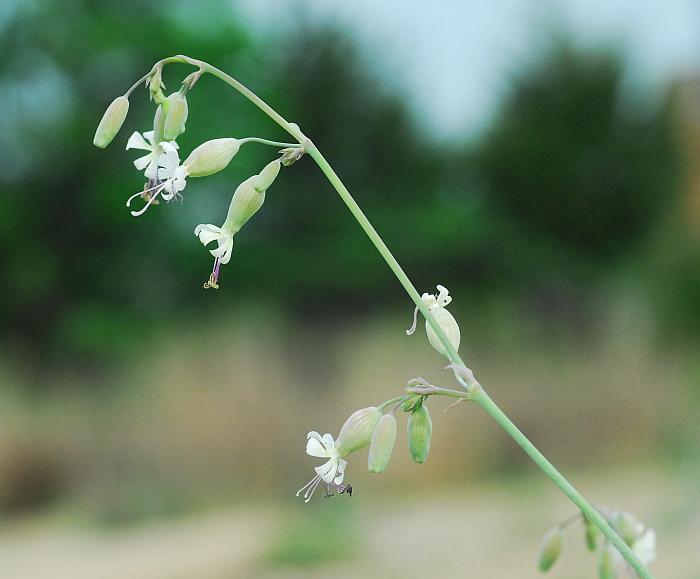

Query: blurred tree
[474,40,676,274]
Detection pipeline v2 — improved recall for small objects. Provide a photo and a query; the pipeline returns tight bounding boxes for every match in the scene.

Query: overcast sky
[239,0,700,140]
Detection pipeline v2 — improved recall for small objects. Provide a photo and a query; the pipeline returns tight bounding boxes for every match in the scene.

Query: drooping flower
[194,160,282,289]
[125,142,188,216]
[406,284,460,357]
[296,431,347,503]
[609,511,656,575]
[126,130,177,180]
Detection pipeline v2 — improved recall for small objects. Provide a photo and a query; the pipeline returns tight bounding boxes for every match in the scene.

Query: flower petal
[133,152,154,171]
[333,459,347,484]
[126,131,151,151]
[195,224,223,246]
[315,459,338,483]
[322,433,335,451]
[306,437,329,458]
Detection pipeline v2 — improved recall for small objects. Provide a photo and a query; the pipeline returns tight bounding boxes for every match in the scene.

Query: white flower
[296,431,347,503]
[194,224,234,265]
[126,130,178,180]
[406,284,461,357]
[125,142,189,217]
[157,142,187,200]
[632,528,656,565]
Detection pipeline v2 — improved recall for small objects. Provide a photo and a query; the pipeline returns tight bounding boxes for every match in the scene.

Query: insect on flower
[323,482,353,498]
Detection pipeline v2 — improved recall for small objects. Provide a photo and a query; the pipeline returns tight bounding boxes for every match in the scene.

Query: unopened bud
[538,527,565,572]
[598,546,615,579]
[254,160,281,192]
[225,176,264,232]
[407,403,432,463]
[184,138,241,177]
[402,394,424,413]
[163,92,188,140]
[148,68,165,98]
[584,516,599,552]
[368,414,397,473]
[153,103,166,143]
[426,308,460,358]
[335,407,382,456]
[93,95,129,148]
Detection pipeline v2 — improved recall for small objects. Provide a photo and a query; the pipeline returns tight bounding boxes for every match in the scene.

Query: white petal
[160,141,178,154]
[307,431,323,442]
[634,529,656,565]
[321,433,335,450]
[143,131,155,145]
[436,284,452,307]
[195,224,223,245]
[126,131,151,151]
[315,459,338,483]
[333,459,347,484]
[133,152,154,171]
[306,437,329,458]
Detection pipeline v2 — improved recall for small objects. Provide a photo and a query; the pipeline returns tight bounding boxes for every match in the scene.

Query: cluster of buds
[538,509,656,577]
[297,395,437,502]
[93,64,305,288]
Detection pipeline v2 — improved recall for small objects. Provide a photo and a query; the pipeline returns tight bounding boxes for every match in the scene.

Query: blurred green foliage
[0,0,689,379]
[264,502,357,568]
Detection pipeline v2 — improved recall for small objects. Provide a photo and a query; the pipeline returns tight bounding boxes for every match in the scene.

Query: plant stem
[160,55,654,578]
[239,137,299,148]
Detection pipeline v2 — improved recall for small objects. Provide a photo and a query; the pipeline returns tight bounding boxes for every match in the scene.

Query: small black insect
[323,482,353,498]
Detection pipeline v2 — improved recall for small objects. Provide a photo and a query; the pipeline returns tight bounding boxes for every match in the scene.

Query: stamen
[125,180,164,207]
[406,305,420,335]
[203,258,221,289]
[296,474,321,499]
[305,476,324,502]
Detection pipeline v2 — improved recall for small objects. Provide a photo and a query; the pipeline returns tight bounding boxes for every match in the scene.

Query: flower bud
[150,104,165,144]
[254,159,281,192]
[368,414,397,473]
[407,403,432,464]
[598,546,615,579]
[225,176,264,232]
[584,516,599,552]
[426,307,460,358]
[538,527,564,572]
[335,407,382,456]
[163,92,188,140]
[402,394,424,413]
[184,138,241,178]
[93,95,129,148]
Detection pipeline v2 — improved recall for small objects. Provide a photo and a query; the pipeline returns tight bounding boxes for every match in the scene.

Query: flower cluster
[93,68,303,288]
[538,509,656,577]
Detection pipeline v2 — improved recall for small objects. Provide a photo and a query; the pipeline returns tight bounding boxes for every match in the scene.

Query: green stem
[156,55,653,578]
[474,389,651,578]
[378,395,408,411]
[239,137,299,148]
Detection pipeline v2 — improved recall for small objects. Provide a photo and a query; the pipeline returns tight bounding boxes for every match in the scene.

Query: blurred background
[1,0,699,577]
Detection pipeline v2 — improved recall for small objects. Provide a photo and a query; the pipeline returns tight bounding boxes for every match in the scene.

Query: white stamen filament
[296,474,323,503]
[406,305,420,335]
[126,178,175,217]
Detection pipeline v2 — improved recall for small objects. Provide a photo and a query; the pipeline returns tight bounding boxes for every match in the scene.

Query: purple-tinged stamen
[203,257,221,289]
